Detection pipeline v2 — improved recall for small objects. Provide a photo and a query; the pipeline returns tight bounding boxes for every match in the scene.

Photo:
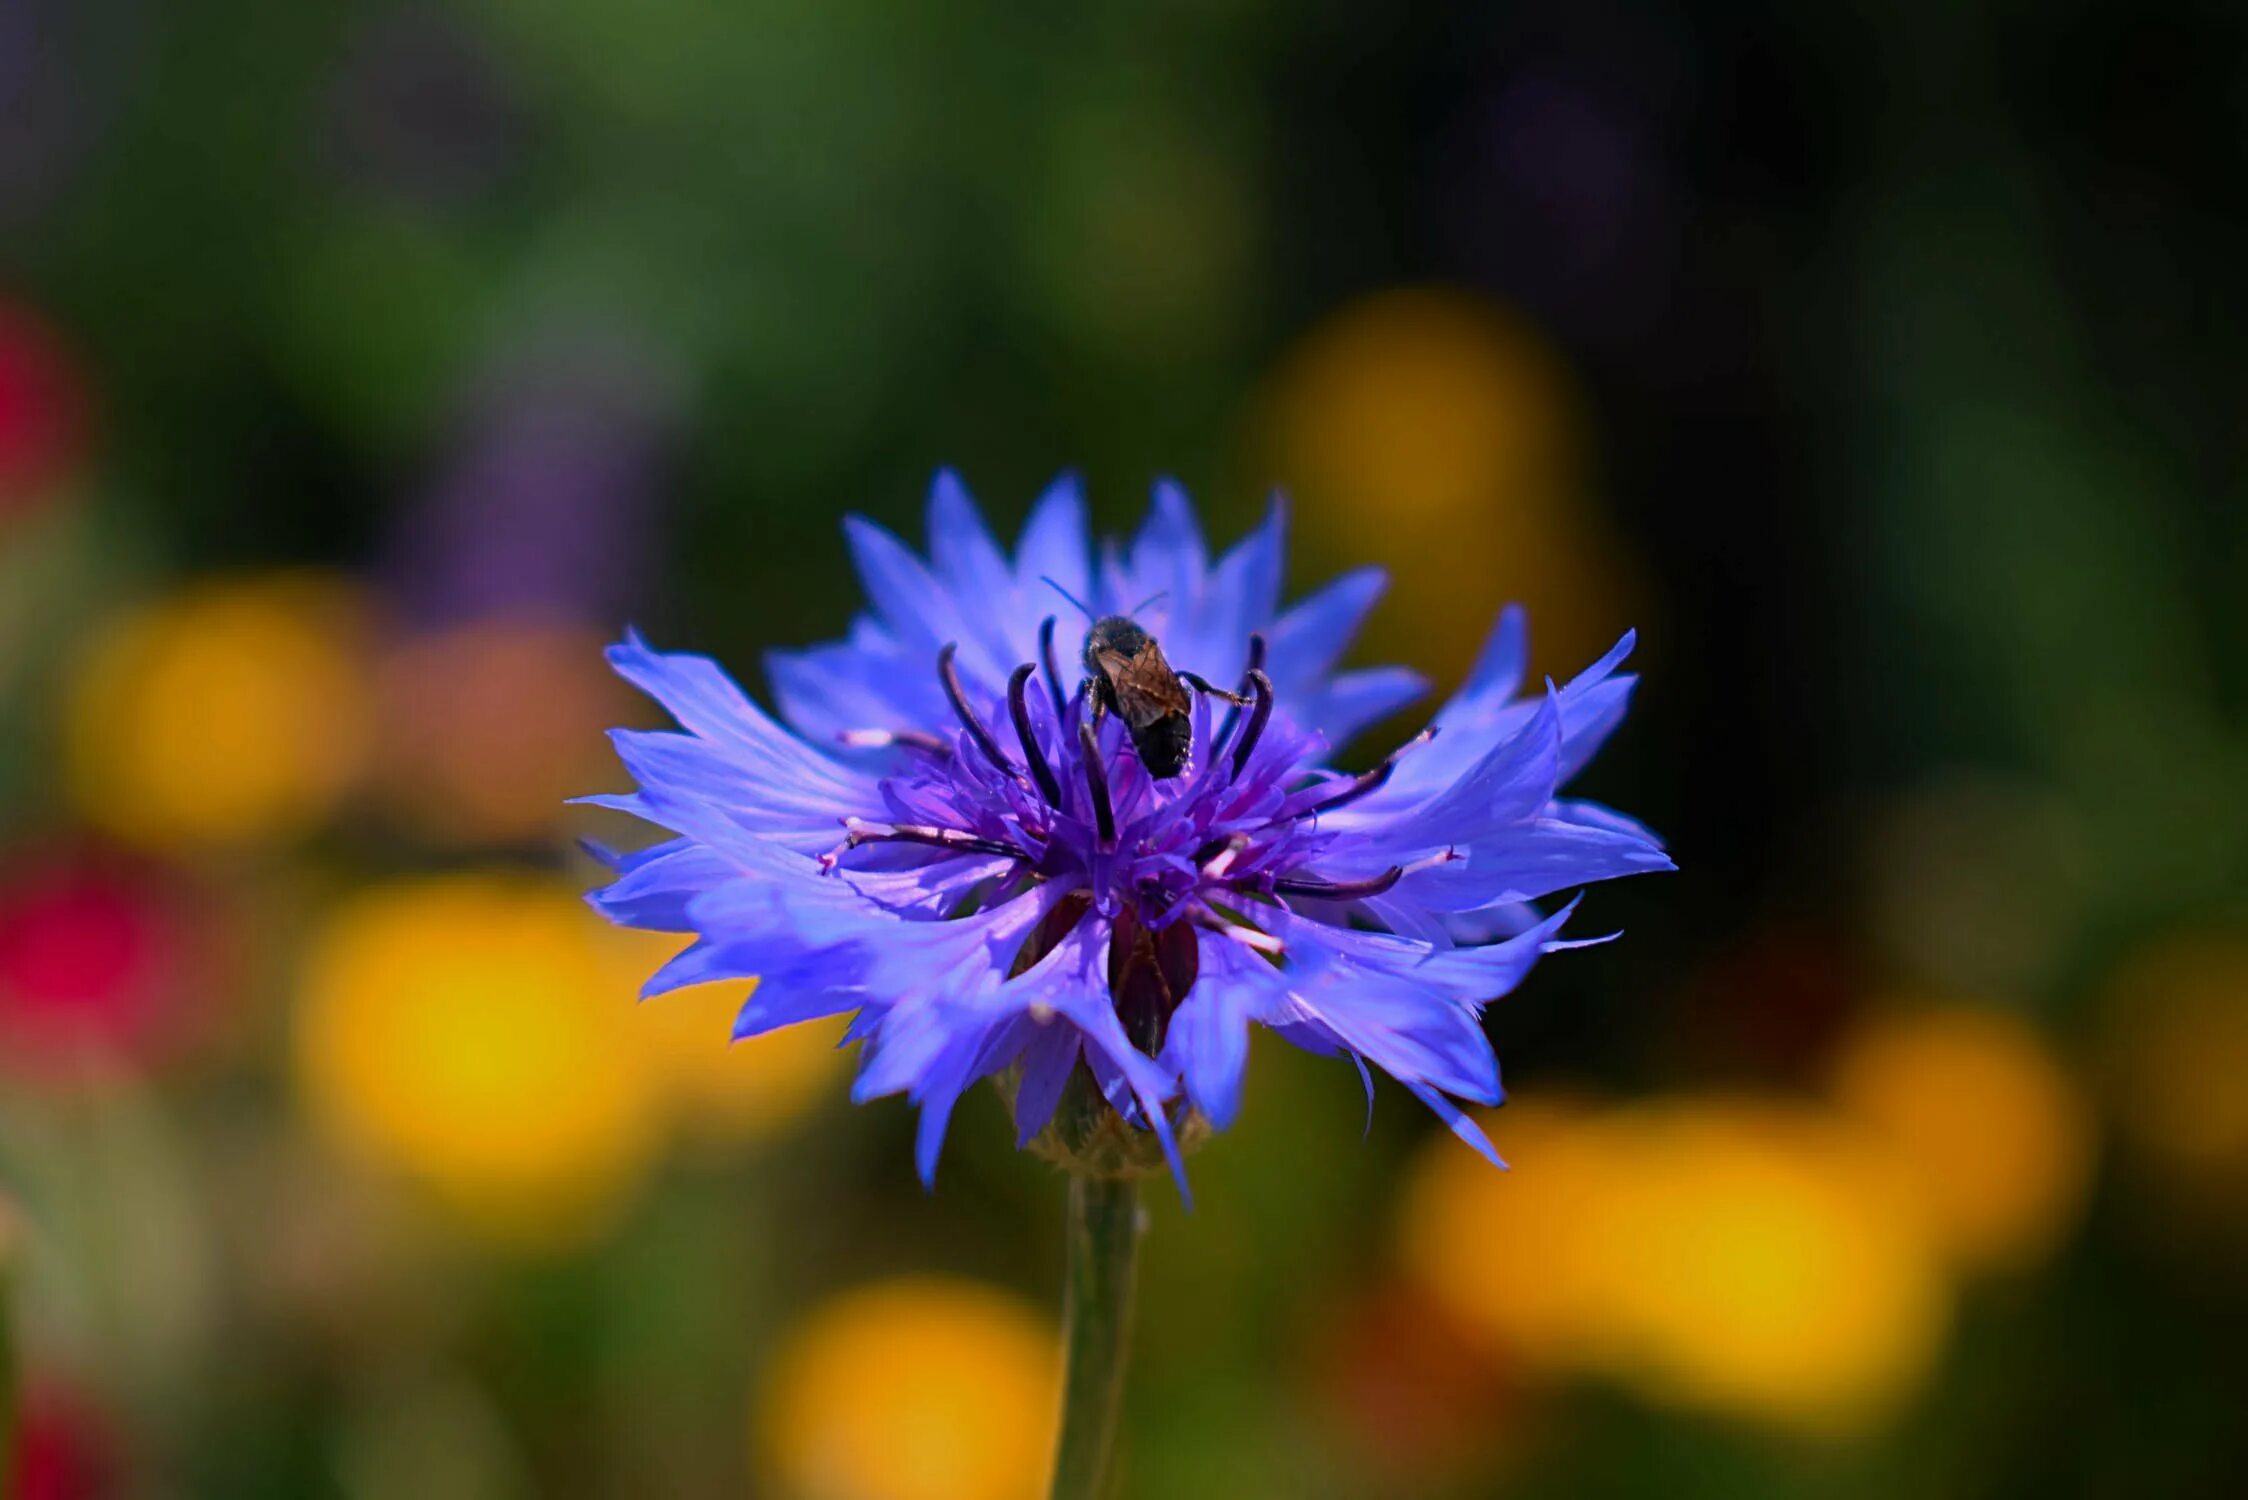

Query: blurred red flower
[1306,1278,1519,1483]
[0,299,88,513]
[8,1383,121,1500]
[0,845,206,1080]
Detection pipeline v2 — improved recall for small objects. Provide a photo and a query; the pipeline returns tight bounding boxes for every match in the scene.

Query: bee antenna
[1040,576,1096,622]
[1127,589,1170,616]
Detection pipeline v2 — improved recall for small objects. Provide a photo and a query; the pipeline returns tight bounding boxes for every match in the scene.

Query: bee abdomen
[1135,714,1193,779]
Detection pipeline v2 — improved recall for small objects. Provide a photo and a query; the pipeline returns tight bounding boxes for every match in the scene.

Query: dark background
[3,1,2244,1496]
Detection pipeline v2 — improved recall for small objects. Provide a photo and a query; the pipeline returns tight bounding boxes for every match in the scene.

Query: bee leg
[1086,680,1109,727]
[1215,632,1267,749]
[1181,671,1253,707]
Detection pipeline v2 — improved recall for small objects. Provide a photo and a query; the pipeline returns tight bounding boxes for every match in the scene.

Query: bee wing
[1102,641,1192,729]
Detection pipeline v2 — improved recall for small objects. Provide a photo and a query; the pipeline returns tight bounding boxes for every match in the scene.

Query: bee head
[1083,615,1151,670]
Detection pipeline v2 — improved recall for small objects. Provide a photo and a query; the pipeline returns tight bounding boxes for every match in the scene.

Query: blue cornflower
[582,474,1671,1194]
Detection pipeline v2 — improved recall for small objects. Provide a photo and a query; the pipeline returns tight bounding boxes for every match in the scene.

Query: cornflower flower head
[582,474,1671,1197]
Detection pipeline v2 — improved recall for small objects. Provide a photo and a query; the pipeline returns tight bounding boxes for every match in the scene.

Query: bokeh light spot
[66,574,374,852]
[1396,1099,1619,1372]
[2101,933,2248,1209]
[759,1276,1058,1500]
[0,298,87,516]
[1304,1276,1519,1486]
[1830,1002,2095,1274]
[1256,287,1639,683]
[292,875,664,1250]
[621,965,848,1149]
[1594,1100,1952,1434]
[1399,1095,1953,1435]
[374,617,637,845]
[6,1381,123,1500]
[0,845,208,1082]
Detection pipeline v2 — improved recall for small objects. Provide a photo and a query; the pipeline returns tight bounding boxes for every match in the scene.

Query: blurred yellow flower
[1398,1095,1953,1435]
[758,1276,1058,1500]
[294,875,848,1249]
[2100,933,2248,1203]
[67,573,373,851]
[1830,1003,2095,1274]
[623,962,849,1149]
[1396,1099,1619,1371]
[1593,1099,1952,1435]
[294,875,664,1249]
[1255,287,1640,685]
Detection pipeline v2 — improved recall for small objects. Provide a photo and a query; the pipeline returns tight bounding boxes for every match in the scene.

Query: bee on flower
[581,474,1671,1194]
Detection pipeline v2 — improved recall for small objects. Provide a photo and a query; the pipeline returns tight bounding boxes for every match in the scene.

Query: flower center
[820,623,1445,1054]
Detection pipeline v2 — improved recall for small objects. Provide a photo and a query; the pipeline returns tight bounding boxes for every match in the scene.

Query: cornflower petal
[583,474,1669,1190]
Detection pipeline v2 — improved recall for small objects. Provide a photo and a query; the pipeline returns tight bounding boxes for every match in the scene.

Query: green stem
[1049,1175,1142,1500]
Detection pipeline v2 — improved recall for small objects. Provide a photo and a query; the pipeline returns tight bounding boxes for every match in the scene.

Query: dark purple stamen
[1271,865,1404,901]
[1290,727,1438,821]
[1007,662,1064,808]
[1077,721,1116,845]
[1038,615,1068,723]
[937,642,1022,785]
[824,817,1030,868]
[1215,632,1266,749]
[1230,668,1275,782]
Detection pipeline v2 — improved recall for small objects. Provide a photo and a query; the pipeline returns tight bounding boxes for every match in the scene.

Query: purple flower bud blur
[385,339,683,629]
